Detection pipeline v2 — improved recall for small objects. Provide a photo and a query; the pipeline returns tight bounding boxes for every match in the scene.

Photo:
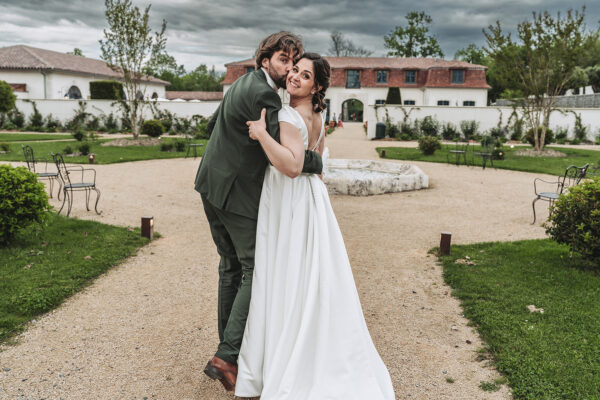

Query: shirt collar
[261,67,278,90]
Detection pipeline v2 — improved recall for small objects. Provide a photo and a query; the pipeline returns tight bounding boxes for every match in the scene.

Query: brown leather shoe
[204,356,238,392]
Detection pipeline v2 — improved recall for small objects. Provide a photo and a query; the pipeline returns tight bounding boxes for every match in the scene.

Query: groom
[194,31,323,391]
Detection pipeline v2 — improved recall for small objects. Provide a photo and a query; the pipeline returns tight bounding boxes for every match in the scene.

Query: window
[405,70,417,84]
[246,66,255,73]
[403,100,416,105]
[437,100,450,106]
[451,69,464,84]
[346,70,361,88]
[376,70,388,84]
[463,100,475,107]
[151,92,158,99]
[67,85,82,99]
[375,99,386,105]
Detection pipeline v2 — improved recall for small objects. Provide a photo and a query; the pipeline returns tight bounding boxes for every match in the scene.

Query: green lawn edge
[438,239,600,399]
[0,213,150,344]
[377,145,600,176]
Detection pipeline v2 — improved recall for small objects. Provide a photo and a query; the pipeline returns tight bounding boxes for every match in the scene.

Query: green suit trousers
[201,193,256,364]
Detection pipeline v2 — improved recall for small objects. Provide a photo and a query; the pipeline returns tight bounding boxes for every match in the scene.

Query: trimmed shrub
[420,116,439,136]
[400,121,419,139]
[44,114,61,130]
[0,165,50,244]
[27,101,44,129]
[460,120,480,140]
[546,179,600,268]
[0,80,16,113]
[385,87,402,104]
[72,129,85,141]
[573,113,588,142]
[89,80,124,100]
[142,119,164,138]
[9,109,25,128]
[160,142,174,152]
[418,135,441,155]
[0,142,9,152]
[78,143,90,155]
[86,115,100,131]
[441,122,459,140]
[174,140,186,152]
[525,127,555,147]
[63,145,73,155]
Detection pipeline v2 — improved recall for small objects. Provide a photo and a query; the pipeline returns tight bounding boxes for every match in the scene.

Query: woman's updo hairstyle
[298,52,330,113]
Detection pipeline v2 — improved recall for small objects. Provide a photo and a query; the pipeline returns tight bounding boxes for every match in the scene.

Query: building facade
[0,45,168,100]
[223,57,490,122]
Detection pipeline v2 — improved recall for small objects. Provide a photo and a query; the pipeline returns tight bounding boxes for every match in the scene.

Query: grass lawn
[377,144,600,176]
[0,138,207,164]
[0,133,73,142]
[0,213,149,344]
[439,239,600,399]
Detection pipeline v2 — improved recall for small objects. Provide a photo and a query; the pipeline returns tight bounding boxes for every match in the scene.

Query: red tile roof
[225,56,487,70]
[165,91,223,101]
[0,45,169,85]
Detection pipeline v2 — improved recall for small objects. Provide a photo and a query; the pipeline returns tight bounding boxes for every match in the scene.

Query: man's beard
[269,68,287,89]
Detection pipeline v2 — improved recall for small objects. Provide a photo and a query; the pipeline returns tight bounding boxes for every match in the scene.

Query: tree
[328,31,373,57]
[454,44,486,65]
[0,80,16,114]
[484,8,597,152]
[99,0,167,139]
[585,65,600,93]
[384,11,444,58]
[67,48,84,56]
[563,66,589,94]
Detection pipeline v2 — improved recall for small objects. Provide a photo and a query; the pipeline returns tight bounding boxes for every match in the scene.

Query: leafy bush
[0,142,10,152]
[142,119,164,138]
[460,120,480,140]
[65,101,89,131]
[546,179,600,267]
[63,145,73,155]
[44,114,61,130]
[86,115,100,131]
[573,113,588,142]
[0,80,16,114]
[418,135,441,155]
[554,126,568,144]
[89,80,124,100]
[525,127,555,147]
[0,165,50,244]
[509,118,524,141]
[78,143,90,155]
[27,101,44,129]
[103,112,119,131]
[441,122,459,140]
[160,142,173,152]
[400,121,419,139]
[9,109,25,128]
[419,116,439,136]
[174,140,186,152]
[72,129,85,141]
[385,122,400,138]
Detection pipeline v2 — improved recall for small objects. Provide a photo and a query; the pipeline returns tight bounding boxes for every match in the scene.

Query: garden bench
[22,144,61,199]
[51,153,101,217]
[531,163,589,224]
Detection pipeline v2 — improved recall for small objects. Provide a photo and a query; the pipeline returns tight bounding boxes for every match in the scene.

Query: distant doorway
[67,85,82,99]
[341,99,363,122]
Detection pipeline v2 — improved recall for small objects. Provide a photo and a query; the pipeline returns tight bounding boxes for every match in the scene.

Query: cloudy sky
[1,0,599,72]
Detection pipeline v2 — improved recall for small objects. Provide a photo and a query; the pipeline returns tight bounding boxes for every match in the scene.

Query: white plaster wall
[422,88,487,107]
[0,70,46,99]
[366,105,600,140]
[324,87,388,119]
[399,88,424,106]
[14,99,219,126]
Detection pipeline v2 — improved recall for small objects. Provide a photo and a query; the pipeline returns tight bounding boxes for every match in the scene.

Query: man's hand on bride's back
[247,108,267,141]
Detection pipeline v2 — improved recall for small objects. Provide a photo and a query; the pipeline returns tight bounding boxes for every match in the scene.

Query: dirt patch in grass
[514,148,567,157]
[100,138,161,147]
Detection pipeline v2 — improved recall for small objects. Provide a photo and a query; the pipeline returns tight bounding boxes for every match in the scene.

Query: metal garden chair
[531,163,589,224]
[446,140,469,166]
[51,153,101,217]
[473,136,495,169]
[184,132,204,159]
[22,144,61,199]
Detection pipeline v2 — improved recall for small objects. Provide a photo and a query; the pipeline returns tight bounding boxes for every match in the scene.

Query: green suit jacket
[194,69,323,219]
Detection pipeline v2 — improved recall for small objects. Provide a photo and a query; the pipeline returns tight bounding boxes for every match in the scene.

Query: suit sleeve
[302,150,323,174]
[254,90,282,143]
[206,102,222,135]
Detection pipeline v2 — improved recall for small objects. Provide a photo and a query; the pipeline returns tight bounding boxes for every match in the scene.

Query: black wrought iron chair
[531,163,589,224]
[473,136,495,169]
[22,144,61,199]
[446,140,469,166]
[184,132,204,159]
[51,153,101,217]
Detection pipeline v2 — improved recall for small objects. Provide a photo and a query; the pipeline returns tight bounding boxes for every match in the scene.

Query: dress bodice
[277,105,324,151]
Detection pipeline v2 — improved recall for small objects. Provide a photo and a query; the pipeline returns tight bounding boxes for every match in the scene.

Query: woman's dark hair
[255,31,303,69]
[298,52,330,113]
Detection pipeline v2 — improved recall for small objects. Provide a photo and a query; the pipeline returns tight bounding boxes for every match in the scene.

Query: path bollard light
[141,216,154,239]
[440,232,452,255]
[89,154,95,164]
[381,150,386,158]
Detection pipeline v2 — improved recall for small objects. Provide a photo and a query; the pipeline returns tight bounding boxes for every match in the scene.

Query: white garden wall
[365,105,600,141]
[14,99,220,126]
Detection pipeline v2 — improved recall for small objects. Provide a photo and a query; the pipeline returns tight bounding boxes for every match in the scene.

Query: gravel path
[0,123,552,399]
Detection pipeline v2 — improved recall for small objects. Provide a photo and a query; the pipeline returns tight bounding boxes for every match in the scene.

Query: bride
[235,52,395,399]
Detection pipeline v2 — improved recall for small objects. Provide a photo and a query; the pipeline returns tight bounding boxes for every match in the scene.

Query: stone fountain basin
[323,159,429,196]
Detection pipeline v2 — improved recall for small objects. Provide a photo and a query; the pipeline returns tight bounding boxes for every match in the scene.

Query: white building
[223,57,490,122]
[0,45,168,100]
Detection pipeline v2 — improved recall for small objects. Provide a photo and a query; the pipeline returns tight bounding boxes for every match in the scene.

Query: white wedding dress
[235,106,395,399]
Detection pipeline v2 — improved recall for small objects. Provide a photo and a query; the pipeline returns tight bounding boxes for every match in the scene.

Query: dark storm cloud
[1,0,598,70]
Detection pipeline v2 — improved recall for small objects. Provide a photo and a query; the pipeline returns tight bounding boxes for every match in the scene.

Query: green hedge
[89,80,124,100]
[385,87,402,104]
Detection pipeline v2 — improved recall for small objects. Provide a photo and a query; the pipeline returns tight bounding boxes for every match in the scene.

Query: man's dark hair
[255,31,304,69]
